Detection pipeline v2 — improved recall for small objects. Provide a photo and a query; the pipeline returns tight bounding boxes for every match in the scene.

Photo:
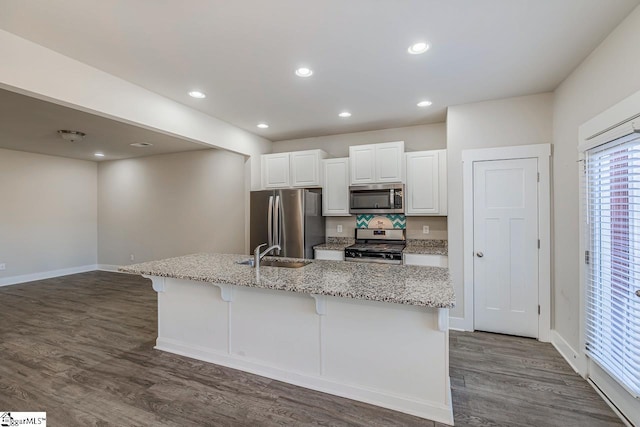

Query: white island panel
[126,254,455,425]
[158,278,229,353]
[230,287,321,375]
[323,297,449,405]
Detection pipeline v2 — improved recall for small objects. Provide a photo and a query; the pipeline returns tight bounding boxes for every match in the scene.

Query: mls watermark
[1,412,46,426]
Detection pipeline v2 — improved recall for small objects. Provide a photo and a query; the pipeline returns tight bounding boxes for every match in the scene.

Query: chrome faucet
[253,243,281,277]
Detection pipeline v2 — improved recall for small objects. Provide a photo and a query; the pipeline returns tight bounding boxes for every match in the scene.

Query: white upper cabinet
[262,150,328,189]
[349,141,404,185]
[405,149,447,216]
[322,158,350,216]
[350,145,376,184]
[375,142,405,183]
[290,150,325,187]
[262,153,290,188]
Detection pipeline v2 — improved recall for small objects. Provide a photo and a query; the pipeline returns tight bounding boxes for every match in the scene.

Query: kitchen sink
[236,259,311,268]
[260,260,311,268]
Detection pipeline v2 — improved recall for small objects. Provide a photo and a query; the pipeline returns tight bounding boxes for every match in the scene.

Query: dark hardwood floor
[0,271,623,426]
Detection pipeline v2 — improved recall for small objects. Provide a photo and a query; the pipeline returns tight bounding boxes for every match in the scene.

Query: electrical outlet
[423,226,430,234]
[0,263,5,271]
[130,254,135,261]
[337,225,343,233]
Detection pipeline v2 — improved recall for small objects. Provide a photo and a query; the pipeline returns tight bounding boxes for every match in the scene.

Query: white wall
[447,93,553,319]
[553,5,640,353]
[0,148,97,283]
[273,123,448,240]
[98,149,247,266]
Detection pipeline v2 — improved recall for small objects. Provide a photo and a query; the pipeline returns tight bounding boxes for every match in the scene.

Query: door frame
[462,143,551,342]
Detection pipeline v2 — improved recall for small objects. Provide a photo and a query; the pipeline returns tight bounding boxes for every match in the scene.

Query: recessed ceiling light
[257,123,269,129]
[407,42,429,55]
[188,90,206,98]
[94,152,105,157]
[130,142,153,147]
[417,100,433,107]
[338,112,352,118]
[295,67,313,77]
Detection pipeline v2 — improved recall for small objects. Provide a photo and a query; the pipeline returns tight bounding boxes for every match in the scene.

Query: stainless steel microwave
[349,184,404,214]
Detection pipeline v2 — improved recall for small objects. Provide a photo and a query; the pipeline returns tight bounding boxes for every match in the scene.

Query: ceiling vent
[57,129,86,142]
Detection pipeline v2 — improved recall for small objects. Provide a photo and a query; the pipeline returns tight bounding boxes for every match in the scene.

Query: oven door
[349,184,404,214]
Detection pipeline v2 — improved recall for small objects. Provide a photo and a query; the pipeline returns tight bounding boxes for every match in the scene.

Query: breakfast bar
[121,253,456,425]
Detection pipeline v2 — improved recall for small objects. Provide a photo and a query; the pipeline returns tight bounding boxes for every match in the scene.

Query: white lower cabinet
[314,249,345,261]
[403,253,448,267]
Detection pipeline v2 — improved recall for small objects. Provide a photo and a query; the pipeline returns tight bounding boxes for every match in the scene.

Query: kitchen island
[120,253,455,425]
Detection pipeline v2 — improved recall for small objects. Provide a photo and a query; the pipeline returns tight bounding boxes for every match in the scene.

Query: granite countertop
[120,253,455,309]
[314,237,355,251]
[314,238,449,256]
[314,242,353,250]
[403,246,448,255]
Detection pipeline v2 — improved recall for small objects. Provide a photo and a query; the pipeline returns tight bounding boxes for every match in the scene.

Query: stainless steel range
[345,228,406,264]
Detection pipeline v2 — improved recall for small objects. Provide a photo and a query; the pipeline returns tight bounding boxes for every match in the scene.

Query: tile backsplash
[355,214,406,229]
[326,216,447,240]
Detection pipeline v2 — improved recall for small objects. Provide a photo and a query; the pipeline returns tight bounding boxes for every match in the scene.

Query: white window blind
[585,131,640,398]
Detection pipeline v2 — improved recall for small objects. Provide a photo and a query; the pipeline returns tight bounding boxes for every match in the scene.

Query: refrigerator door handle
[274,195,281,251]
[268,195,274,246]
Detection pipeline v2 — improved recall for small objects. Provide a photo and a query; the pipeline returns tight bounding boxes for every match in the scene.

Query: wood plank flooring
[0,271,623,426]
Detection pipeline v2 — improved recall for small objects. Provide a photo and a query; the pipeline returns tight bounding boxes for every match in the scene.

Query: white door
[473,158,539,338]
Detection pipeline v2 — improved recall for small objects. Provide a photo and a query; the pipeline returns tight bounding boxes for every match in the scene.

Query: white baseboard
[589,364,640,427]
[0,264,98,287]
[97,264,128,273]
[550,330,587,376]
[156,338,455,425]
[449,316,469,331]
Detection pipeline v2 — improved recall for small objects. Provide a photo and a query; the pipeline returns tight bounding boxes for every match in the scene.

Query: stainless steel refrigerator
[250,189,325,259]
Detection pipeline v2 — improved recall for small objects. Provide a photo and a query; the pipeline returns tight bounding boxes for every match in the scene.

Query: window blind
[585,131,640,398]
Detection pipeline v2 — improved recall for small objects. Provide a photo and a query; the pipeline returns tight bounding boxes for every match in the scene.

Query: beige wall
[447,93,554,319]
[326,217,447,240]
[553,5,640,351]
[98,149,246,266]
[0,148,97,281]
[272,123,446,156]
[273,123,448,240]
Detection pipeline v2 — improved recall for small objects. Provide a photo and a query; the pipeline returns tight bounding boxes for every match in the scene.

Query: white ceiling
[0,0,638,142]
[0,88,209,161]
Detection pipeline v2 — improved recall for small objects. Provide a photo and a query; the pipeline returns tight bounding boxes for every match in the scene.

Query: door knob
[636,289,640,297]
[476,252,484,258]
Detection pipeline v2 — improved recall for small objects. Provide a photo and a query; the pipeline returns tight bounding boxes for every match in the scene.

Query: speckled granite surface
[404,239,448,255]
[314,237,355,251]
[119,253,455,309]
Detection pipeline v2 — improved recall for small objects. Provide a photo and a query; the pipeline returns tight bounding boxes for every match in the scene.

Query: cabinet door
[262,153,290,188]
[406,151,439,215]
[323,158,350,216]
[403,253,448,267]
[291,150,321,187]
[314,249,345,261]
[350,145,376,185]
[375,141,405,183]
